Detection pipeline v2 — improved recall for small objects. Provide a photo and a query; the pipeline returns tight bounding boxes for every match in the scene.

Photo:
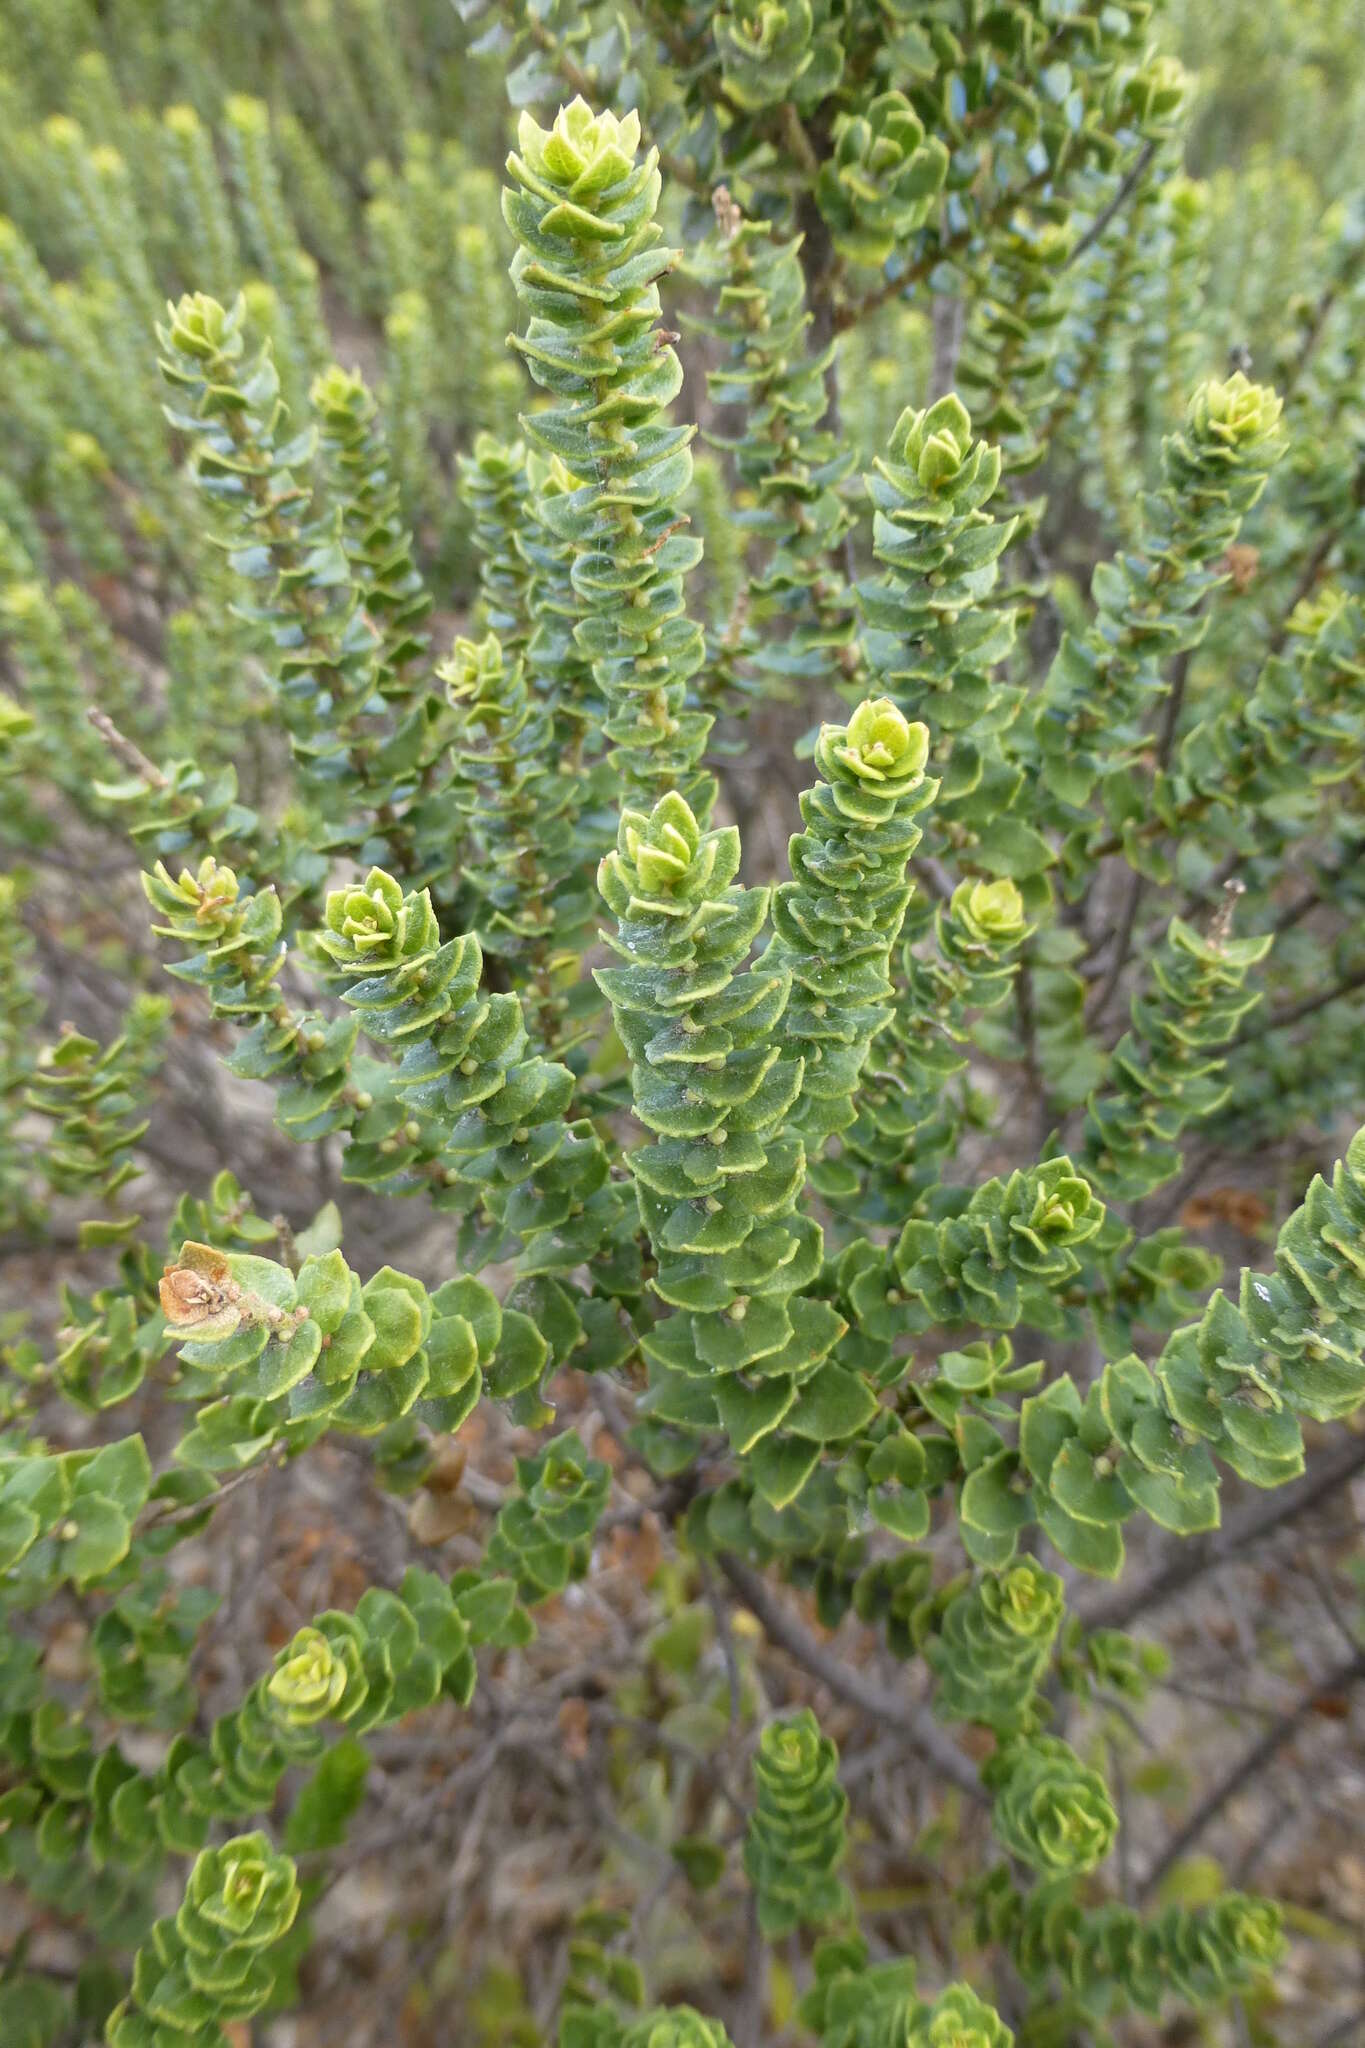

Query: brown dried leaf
[604,1512,662,1583]
[424,1439,468,1495]
[558,1696,591,1762]
[1222,542,1261,591]
[43,1619,89,1684]
[1180,1187,1270,1236]
[408,1489,477,1546]
[159,1242,241,1335]
[594,1429,623,1472]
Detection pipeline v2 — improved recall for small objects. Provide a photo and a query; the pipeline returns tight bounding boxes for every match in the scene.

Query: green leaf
[431,1276,502,1363]
[714,1374,796,1453]
[783,1364,879,1443]
[295,1250,353,1329]
[960,1451,1034,1537]
[453,1576,521,1642]
[1038,1499,1125,1578]
[0,1500,41,1570]
[644,1606,711,1674]
[73,1435,151,1516]
[362,1282,427,1371]
[64,1495,132,1586]
[294,1200,344,1261]
[672,1836,727,1891]
[972,817,1057,877]
[749,1434,822,1509]
[283,1737,370,1853]
[484,1309,548,1399]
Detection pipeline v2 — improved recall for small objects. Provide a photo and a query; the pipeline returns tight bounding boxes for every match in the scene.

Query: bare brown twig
[1138,1646,1365,1900]
[87,706,167,788]
[717,1553,986,1803]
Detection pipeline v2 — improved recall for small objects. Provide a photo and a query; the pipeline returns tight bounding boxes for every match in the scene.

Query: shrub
[1,4,1364,2046]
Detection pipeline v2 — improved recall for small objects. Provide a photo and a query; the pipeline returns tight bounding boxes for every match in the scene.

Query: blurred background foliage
[1170,0,1365,364]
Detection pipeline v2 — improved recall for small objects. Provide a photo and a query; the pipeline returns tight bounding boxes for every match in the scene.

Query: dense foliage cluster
[1,3,1363,2046]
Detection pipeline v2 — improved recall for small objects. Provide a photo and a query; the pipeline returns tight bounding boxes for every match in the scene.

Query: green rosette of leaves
[502,100,711,812]
[815,92,948,268]
[141,858,364,1145]
[744,1710,849,1936]
[798,1938,921,2048]
[107,1831,299,2044]
[998,1877,1284,2021]
[443,630,593,1028]
[620,2011,734,2048]
[158,1568,502,1838]
[927,1560,1065,1729]
[165,1556,497,1835]
[1161,1894,1286,2005]
[156,293,379,810]
[911,1984,1013,2048]
[1007,1112,1365,1568]
[713,0,843,112]
[765,698,936,1145]
[889,1157,1104,1334]
[1178,587,1365,833]
[855,397,1030,895]
[26,1013,163,1245]
[985,1735,1118,1876]
[1016,1353,1216,1581]
[318,866,441,980]
[804,1966,1013,2048]
[859,396,1018,740]
[265,1622,362,1728]
[143,856,283,1018]
[1164,372,1288,530]
[956,211,1074,479]
[443,630,555,941]
[486,1429,610,1602]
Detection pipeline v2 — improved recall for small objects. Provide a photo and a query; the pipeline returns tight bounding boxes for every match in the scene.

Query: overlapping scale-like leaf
[1034,372,1285,813]
[764,698,936,1145]
[744,1710,849,1936]
[985,1735,1118,1876]
[692,197,860,703]
[926,1560,1065,1730]
[316,867,628,1289]
[1080,912,1273,1200]
[503,101,711,812]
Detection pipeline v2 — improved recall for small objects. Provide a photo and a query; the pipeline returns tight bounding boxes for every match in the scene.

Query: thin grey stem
[717,1553,986,1803]
[1139,1647,1365,1901]
[1065,140,1158,267]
